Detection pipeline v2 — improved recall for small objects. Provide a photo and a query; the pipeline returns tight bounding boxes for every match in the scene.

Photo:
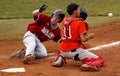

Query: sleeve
[36,13,51,23]
[84,21,89,31]
[79,21,87,35]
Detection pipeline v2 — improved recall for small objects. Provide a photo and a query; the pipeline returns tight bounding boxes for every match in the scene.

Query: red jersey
[60,18,87,52]
[84,21,89,31]
[27,13,61,42]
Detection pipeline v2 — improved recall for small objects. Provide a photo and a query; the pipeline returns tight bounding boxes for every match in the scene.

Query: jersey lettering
[41,27,55,39]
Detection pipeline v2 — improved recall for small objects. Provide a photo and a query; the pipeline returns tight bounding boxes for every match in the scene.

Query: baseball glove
[39,4,48,12]
[79,7,88,20]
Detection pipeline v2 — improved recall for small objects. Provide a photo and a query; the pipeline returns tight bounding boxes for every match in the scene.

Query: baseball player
[10,5,65,64]
[51,3,104,71]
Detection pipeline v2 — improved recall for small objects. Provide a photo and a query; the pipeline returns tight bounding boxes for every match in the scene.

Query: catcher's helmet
[79,7,88,20]
[52,9,65,23]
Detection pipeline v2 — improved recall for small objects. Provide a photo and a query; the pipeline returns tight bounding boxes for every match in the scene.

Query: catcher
[51,3,104,71]
[10,5,65,64]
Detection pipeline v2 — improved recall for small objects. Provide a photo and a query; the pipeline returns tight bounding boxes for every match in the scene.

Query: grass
[0,0,120,19]
[87,16,120,26]
[0,17,120,40]
[0,19,33,40]
[0,0,120,40]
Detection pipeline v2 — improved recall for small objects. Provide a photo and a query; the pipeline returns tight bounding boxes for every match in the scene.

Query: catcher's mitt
[39,4,48,12]
[79,7,88,20]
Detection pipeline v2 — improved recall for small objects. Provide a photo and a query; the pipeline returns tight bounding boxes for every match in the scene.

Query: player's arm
[32,9,39,20]
[32,4,48,21]
[79,21,94,42]
[80,33,94,42]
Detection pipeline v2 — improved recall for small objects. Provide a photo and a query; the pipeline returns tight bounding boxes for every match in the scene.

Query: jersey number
[62,26,72,39]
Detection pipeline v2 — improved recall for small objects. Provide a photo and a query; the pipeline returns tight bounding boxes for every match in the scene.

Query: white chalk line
[48,41,120,58]
[87,41,120,51]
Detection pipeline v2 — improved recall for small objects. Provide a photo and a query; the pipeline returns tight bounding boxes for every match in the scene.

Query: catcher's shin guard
[80,57,104,71]
[51,50,66,67]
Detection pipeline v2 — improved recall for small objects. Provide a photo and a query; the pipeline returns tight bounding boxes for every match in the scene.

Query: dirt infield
[0,21,120,76]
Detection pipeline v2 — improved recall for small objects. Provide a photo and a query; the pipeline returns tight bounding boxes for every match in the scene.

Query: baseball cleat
[80,64,98,71]
[23,54,35,64]
[10,49,25,58]
[80,57,104,71]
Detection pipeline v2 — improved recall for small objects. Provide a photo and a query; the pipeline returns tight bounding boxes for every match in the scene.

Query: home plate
[0,67,25,73]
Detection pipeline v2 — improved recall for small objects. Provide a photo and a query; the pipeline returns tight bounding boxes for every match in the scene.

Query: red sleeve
[84,21,89,31]
[36,13,51,23]
[79,21,87,35]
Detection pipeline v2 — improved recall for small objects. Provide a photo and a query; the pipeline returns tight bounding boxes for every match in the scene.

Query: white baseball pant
[23,31,47,58]
[60,48,99,60]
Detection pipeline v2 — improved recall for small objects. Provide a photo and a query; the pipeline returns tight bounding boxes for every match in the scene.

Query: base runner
[10,5,65,64]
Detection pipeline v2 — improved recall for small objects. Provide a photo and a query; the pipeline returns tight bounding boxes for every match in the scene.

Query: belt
[71,49,76,52]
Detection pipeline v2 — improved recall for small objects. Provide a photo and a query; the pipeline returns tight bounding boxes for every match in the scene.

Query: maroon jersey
[27,13,61,42]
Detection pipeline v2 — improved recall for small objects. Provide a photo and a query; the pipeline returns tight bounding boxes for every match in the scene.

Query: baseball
[108,13,113,17]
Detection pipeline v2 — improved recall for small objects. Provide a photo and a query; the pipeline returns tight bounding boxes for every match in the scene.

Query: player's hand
[39,4,48,12]
[88,33,94,39]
